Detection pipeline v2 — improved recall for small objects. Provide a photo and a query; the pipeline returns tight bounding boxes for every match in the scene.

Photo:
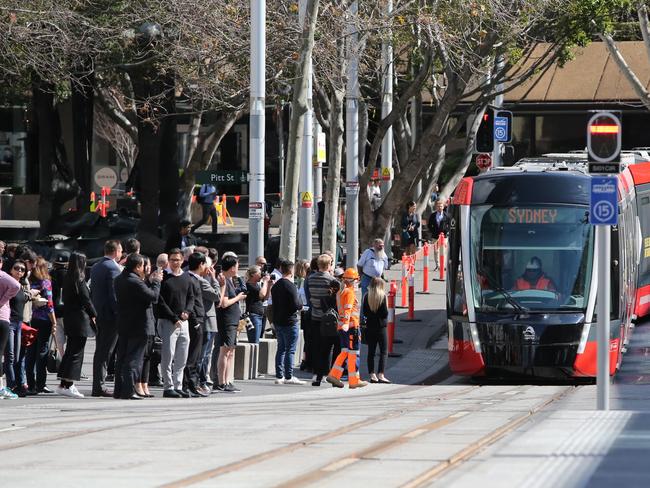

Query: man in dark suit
[113,254,161,400]
[427,200,450,270]
[90,240,123,397]
[165,220,198,251]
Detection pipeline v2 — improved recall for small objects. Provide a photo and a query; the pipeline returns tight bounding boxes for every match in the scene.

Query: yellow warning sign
[301,191,313,208]
[381,167,392,181]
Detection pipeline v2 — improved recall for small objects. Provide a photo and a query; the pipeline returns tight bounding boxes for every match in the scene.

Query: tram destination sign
[588,162,620,174]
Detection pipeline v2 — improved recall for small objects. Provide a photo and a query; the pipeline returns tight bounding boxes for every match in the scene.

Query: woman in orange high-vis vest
[326,268,368,389]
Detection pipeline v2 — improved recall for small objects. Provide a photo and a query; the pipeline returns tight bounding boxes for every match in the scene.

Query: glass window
[469,205,594,312]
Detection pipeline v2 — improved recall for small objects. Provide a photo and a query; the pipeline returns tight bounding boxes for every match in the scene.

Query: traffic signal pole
[492,55,505,168]
[248,0,266,262]
[345,1,360,268]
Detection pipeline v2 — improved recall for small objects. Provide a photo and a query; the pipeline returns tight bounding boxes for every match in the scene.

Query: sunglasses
[12,266,25,272]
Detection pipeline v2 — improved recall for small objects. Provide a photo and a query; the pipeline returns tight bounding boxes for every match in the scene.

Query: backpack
[320,306,339,337]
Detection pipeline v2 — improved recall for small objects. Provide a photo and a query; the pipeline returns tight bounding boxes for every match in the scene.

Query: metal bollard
[387,280,401,357]
[420,241,430,294]
[439,234,446,281]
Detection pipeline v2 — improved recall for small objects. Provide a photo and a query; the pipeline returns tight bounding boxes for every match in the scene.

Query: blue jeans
[199,331,217,385]
[4,320,22,388]
[246,313,263,344]
[275,324,299,379]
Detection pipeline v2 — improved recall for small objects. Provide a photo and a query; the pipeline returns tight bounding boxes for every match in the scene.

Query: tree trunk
[438,110,485,203]
[130,70,164,252]
[279,0,320,261]
[177,110,242,220]
[322,89,344,255]
[71,71,95,211]
[33,79,79,236]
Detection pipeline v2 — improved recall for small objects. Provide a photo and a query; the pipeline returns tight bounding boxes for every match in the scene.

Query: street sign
[381,167,392,181]
[345,181,360,195]
[196,170,248,185]
[589,176,618,226]
[300,191,313,208]
[494,111,512,143]
[587,111,621,164]
[476,153,492,171]
[248,201,264,219]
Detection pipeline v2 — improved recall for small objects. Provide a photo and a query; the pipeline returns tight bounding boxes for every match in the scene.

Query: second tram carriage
[446,157,647,379]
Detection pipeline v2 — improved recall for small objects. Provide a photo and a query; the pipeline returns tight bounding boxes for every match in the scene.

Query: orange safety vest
[336,285,360,330]
[514,275,553,291]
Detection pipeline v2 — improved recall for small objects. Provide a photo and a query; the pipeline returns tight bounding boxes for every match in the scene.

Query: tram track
[399,385,576,487]
[0,383,471,452]
[157,385,479,488]
[273,385,578,488]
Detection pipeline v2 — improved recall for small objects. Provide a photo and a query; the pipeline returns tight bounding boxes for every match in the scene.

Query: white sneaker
[57,385,84,399]
[274,378,285,385]
[284,377,306,385]
[0,387,18,399]
[69,385,84,398]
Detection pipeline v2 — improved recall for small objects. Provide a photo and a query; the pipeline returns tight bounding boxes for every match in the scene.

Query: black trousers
[183,325,204,392]
[58,336,87,381]
[365,327,388,374]
[114,335,147,399]
[0,320,10,377]
[303,323,320,370]
[139,335,154,383]
[192,204,218,233]
[25,318,52,391]
[314,322,341,379]
[92,317,118,394]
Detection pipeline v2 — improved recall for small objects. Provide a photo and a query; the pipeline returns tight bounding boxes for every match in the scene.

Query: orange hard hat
[342,268,360,280]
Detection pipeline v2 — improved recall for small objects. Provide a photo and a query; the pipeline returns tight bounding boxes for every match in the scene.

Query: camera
[241,312,254,331]
[261,263,273,275]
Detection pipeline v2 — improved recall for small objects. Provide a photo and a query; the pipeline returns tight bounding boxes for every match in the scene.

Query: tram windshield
[470,205,594,312]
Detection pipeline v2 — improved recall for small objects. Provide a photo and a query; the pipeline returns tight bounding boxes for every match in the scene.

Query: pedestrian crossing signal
[475,109,494,153]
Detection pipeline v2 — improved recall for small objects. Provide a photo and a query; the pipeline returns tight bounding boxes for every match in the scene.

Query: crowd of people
[0,233,396,400]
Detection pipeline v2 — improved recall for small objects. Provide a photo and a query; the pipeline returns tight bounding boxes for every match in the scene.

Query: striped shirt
[305,271,337,321]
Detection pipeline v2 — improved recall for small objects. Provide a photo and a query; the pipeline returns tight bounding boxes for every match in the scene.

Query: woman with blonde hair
[363,277,390,383]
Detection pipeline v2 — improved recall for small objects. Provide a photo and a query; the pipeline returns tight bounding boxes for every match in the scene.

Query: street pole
[381,0,394,261]
[345,0,359,268]
[248,0,266,262]
[298,0,314,261]
[596,225,610,410]
[313,121,323,203]
[492,54,505,168]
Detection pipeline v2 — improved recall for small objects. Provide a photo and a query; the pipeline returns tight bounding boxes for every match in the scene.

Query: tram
[446,156,647,379]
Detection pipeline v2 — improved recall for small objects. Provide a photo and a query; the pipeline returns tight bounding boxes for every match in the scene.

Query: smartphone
[214,265,222,274]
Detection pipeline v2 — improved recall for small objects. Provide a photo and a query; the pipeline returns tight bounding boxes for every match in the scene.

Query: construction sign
[301,191,313,208]
[381,167,392,181]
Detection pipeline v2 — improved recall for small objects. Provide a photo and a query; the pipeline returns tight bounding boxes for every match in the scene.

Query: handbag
[46,335,62,374]
[21,323,37,348]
